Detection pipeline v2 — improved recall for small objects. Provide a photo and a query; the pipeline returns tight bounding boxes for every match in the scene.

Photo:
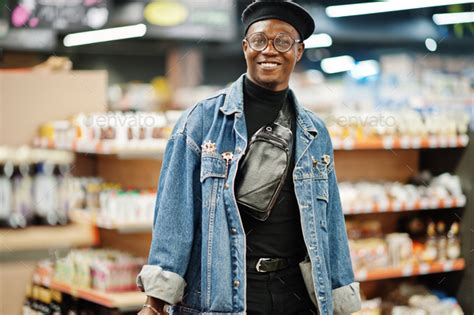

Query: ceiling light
[433,11,474,25]
[326,0,473,18]
[64,24,147,47]
[425,38,438,51]
[321,55,355,74]
[350,60,380,79]
[304,33,333,49]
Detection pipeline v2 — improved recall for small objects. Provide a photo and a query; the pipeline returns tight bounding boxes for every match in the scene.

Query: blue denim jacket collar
[219,73,318,139]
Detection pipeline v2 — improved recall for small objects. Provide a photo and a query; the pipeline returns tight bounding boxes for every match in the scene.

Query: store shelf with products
[355,282,464,314]
[355,259,465,282]
[34,137,168,157]
[343,195,466,215]
[35,133,471,154]
[340,173,466,215]
[28,248,147,312]
[331,134,469,151]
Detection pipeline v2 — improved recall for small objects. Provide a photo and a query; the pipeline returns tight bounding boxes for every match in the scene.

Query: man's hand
[137,296,166,315]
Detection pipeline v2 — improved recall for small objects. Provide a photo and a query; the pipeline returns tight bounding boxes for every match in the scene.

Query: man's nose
[261,39,279,55]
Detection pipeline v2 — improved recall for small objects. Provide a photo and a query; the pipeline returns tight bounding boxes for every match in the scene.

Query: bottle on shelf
[0,157,13,228]
[421,221,438,262]
[10,161,34,228]
[437,221,448,261]
[56,163,73,225]
[447,222,461,260]
[50,289,62,315]
[22,284,34,315]
[33,161,60,226]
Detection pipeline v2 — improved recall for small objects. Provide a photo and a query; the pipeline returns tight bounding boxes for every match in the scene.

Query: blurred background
[0,0,473,314]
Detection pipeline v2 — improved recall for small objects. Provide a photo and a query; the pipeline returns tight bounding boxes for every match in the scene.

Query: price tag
[443,260,454,272]
[420,198,429,209]
[406,199,416,210]
[411,137,421,149]
[439,136,448,148]
[443,198,453,208]
[392,201,402,212]
[419,263,430,275]
[101,142,113,154]
[457,195,466,207]
[356,270,367,281]
[400,136,410,149]
[459,135,469,147]
[402,265,413,276]
[379,200,389,212]
[428,136,438,148]
[429,198,439,209]
[448,136,457,147]
[343,138,355,150]
[383,136,394,149]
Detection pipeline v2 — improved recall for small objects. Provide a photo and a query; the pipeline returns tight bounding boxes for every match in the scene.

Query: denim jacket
[137,74,361,315]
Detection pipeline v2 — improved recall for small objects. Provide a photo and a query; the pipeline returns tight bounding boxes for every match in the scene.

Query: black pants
[246,263,318,315]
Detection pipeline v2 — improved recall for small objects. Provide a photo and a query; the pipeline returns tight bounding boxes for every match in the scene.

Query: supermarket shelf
[344,195,466,215]
[332,135,469,150]
[50,280,145,311]
[355,259,465,282]
[33,137,167,157]
[34,135,470,154]
[0,223,99,254]
[69,209,152,233]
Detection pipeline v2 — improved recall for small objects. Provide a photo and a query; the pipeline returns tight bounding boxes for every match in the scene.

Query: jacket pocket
[200,155,226,182]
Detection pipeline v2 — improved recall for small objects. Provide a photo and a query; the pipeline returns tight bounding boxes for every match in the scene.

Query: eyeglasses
[244,32,301,53]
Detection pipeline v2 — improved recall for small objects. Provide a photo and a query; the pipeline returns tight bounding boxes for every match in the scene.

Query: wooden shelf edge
[50,280,145,310]
[69,209,152,233]
[0,223,99,253]
[332,135,469,151]
[34,138,168,156]
[344,195,467,215]
[355,258,465,282]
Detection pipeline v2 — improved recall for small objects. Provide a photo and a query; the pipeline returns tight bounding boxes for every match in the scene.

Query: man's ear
[242,39,248,52]
[296,42,305,62]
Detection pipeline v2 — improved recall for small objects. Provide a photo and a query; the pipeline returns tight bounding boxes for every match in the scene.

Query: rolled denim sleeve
[326,144,361,314]
[136,121,202,304]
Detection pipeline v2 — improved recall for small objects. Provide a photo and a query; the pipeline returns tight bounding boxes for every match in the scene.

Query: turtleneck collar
[244,75,289,109]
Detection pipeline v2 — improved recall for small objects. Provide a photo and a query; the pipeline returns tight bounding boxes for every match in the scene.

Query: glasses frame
[244,32,302,53]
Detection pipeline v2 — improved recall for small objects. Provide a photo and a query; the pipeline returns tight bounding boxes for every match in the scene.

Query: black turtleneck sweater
[238,76,307,259]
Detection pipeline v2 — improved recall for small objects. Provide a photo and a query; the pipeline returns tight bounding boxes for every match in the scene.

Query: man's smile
[257,61,282,70]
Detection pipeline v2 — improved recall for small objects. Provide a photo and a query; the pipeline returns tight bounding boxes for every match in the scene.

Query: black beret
[242,0,315,41]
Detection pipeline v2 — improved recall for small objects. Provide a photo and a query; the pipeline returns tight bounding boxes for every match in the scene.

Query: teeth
[261,62,278,68]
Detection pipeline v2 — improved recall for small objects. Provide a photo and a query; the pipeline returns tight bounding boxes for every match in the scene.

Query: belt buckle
[256,258,271,273]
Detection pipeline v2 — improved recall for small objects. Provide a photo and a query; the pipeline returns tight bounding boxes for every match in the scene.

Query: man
[137,1,361,314]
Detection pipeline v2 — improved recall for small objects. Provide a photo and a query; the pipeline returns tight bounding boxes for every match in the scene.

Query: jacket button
[224,183,229,189]
[236,147,241,153]
[231,227,237,235]
[233,280,240,287]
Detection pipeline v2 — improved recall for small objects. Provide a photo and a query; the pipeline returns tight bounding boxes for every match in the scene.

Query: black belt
[247,257,303,273]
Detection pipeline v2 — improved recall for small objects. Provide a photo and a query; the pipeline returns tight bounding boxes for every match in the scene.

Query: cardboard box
[0,69,107,146]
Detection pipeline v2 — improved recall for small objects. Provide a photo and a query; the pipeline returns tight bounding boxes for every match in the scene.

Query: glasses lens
[248,33,267,51]
[274,34,293,52]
